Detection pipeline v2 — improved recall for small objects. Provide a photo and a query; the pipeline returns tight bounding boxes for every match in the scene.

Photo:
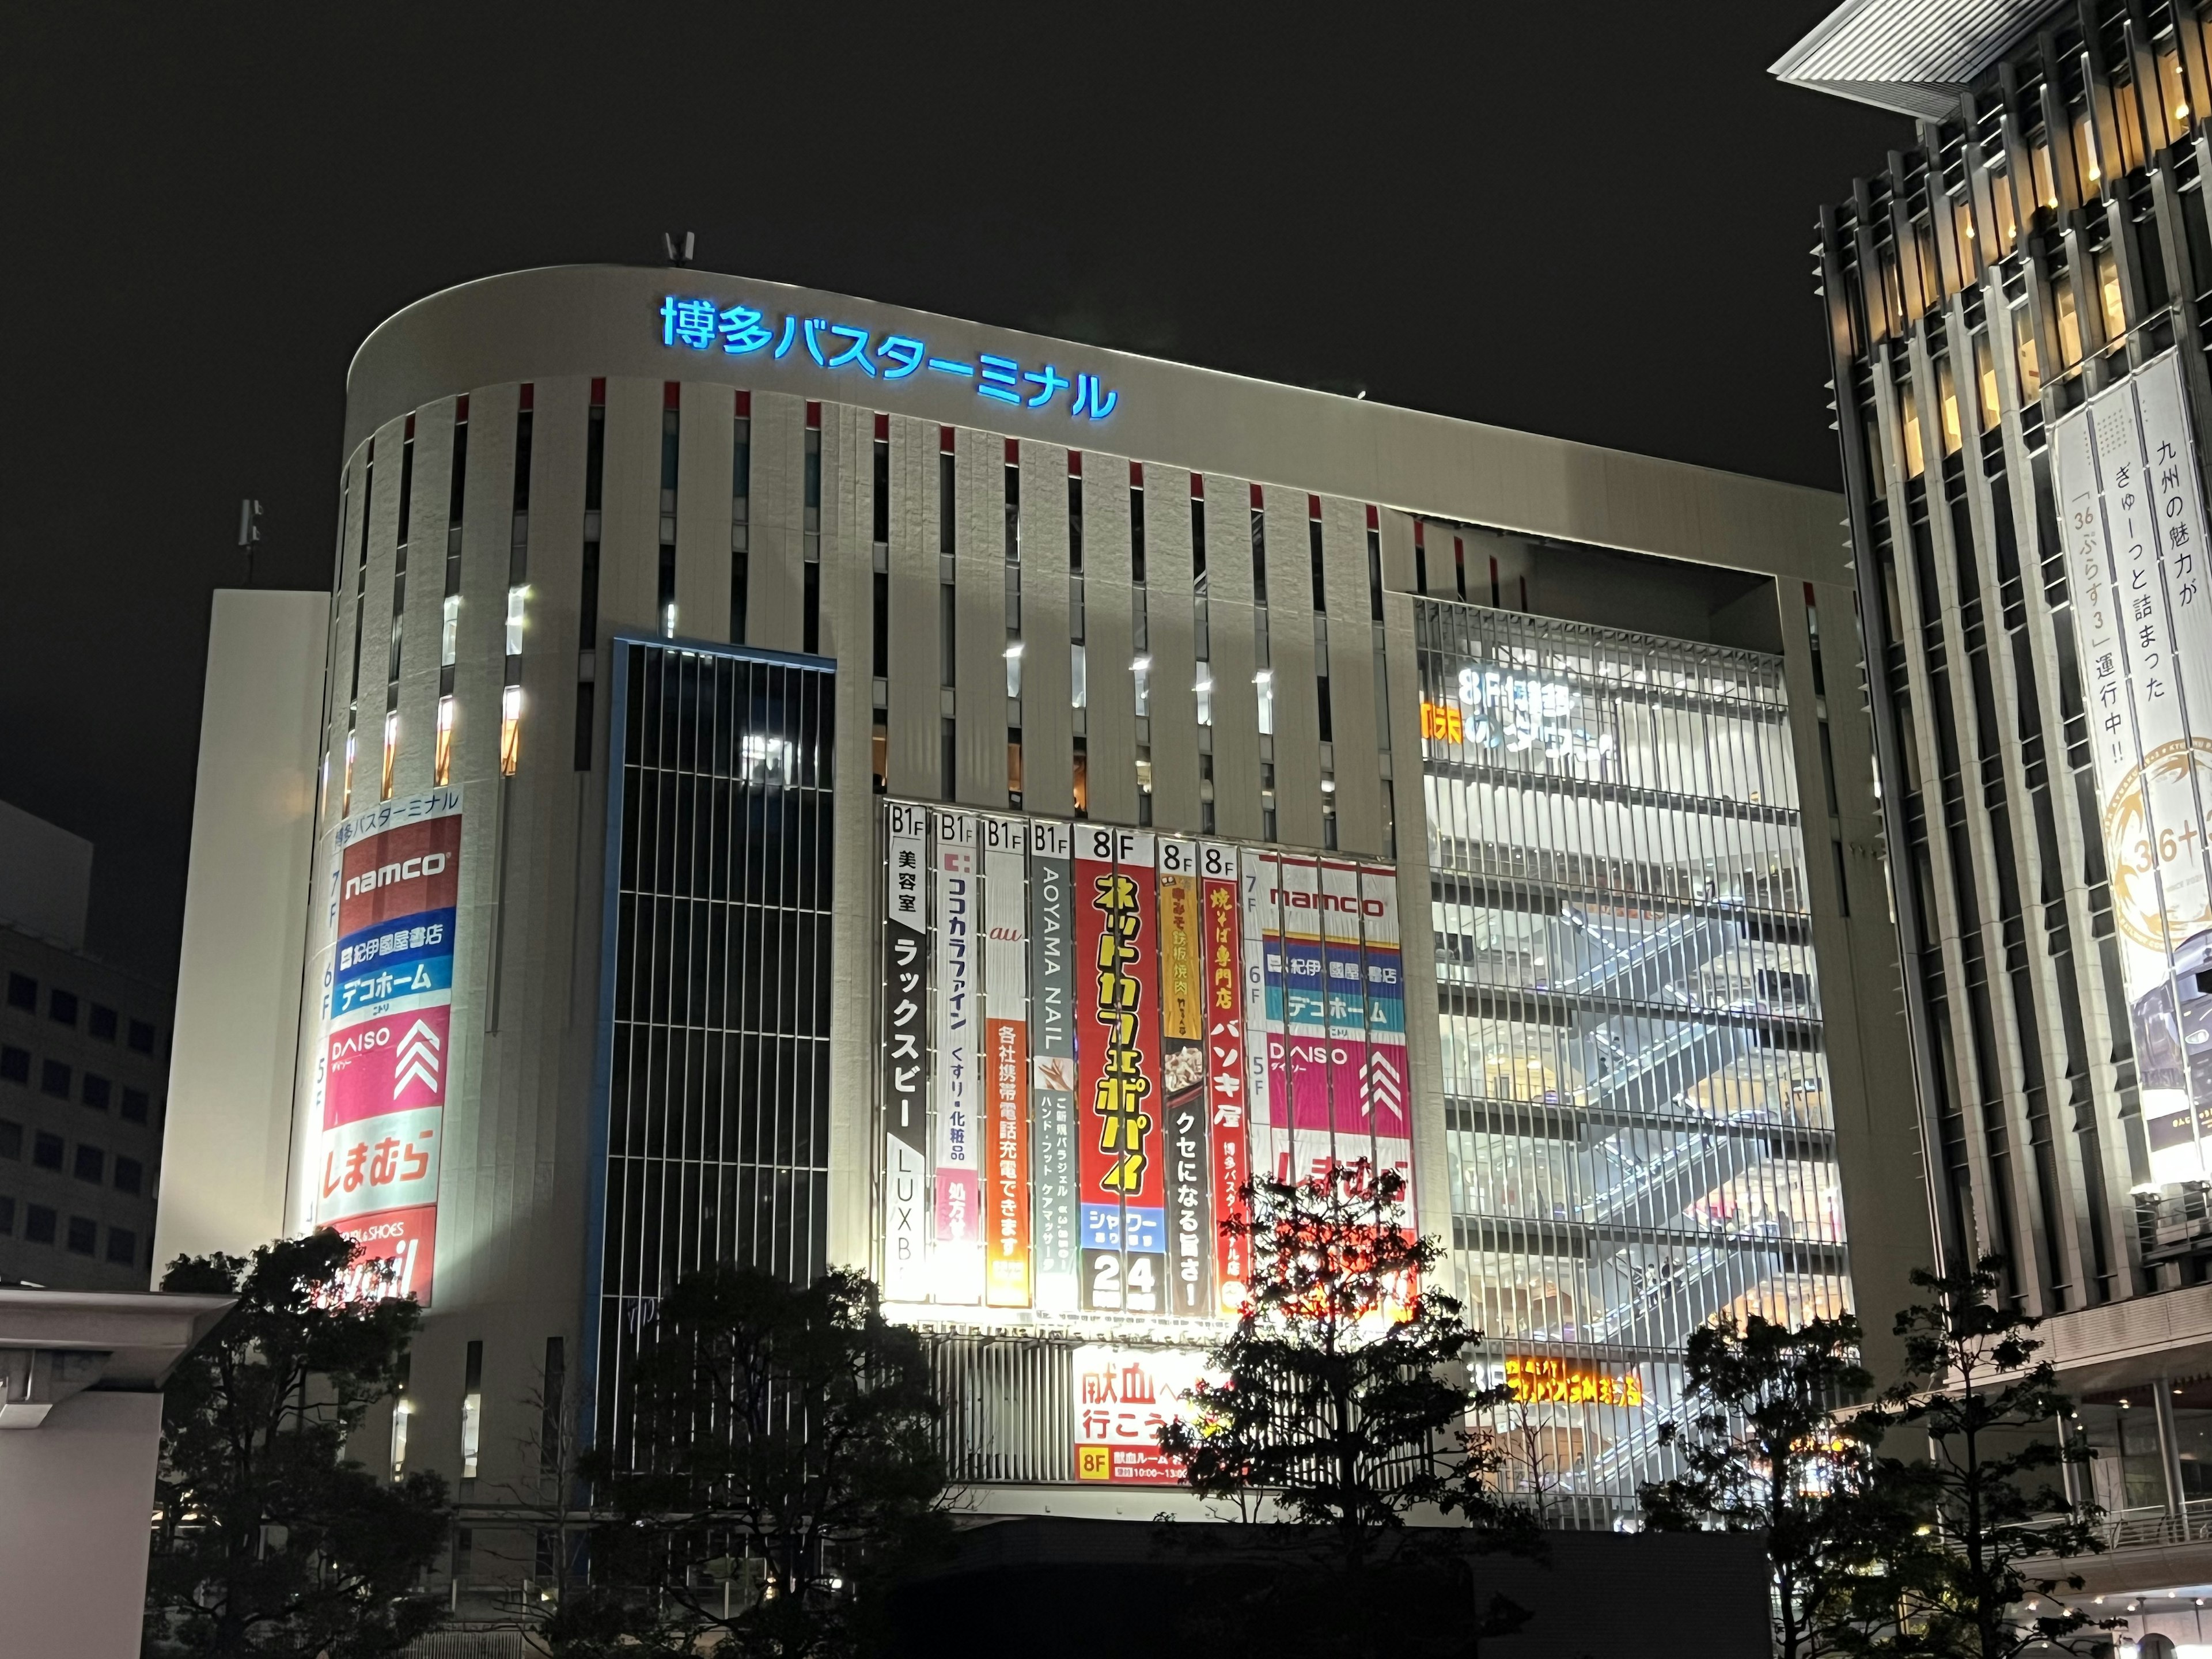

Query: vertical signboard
[1157,839,1212,1316]
[1280,855,1330,1181]
[315,787,461,1305]
[2054,354,2212,1183]
[1361,862,1415,1230]
[882,803,931,1300]
[1200,842,1251,1314]
[1320,859,1370,1175]
[982,817,1032,1308]
[1248,849,1289,1186]
[1074,825,1166,1313]
[1030,820,1080,1312]
[932,811,982,1302]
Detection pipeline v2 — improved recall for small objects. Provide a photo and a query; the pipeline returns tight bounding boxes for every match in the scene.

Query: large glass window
[1417,598,1847,1526]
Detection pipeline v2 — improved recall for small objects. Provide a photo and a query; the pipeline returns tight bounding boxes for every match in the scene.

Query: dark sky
[0,4,1908,982]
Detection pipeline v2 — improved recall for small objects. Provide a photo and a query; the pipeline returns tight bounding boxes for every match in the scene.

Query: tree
[558,1266,950,1659]
[147,1230,450,1659]
[1639,1312,1893,1659]
[1847,1257,2113,1658]
[1158,1166,1540,1659]
[473,1356,593,1641]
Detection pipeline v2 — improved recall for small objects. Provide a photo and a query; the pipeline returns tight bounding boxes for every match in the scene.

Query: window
[1309,506,1327,611]
[82,1074,109,1111]
[113,1156,142,1196]
[941,717,957,803]
[66,1215,95,1255]
[1195,666,1213,726]
[1005,641,1024,699]
[1132,656,1151,717]
[40,1059,70,1099]
[1255,669,1275,736]
[120,1088,149,1124]
[941,585,957,687]
[5,974,33,1012]
[1130,468,1147,584]
[25,1205,55,1245]
[1071,643,1087,709]
[0,1196,12,1234]
[462,1339,484,1481]
[127,1019,155,1055]
[0,1120,17,1159]
[89,1003,116,1041]
[106,1227,136,1266]
[73,1145,103,1184]
[0,1047,26,1084]
[48,988,77,1026]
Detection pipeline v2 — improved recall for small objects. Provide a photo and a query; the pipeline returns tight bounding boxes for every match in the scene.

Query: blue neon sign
[658,296,1118,420]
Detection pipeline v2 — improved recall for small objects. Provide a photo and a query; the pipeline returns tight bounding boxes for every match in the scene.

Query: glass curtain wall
[1415,599,1850,1525]
[592,638,836,1463]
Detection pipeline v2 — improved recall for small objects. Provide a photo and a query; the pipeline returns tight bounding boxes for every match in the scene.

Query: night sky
[1,4,1907,981]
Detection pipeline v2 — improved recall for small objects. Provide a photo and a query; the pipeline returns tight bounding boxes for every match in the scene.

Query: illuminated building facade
[1781,0,2212,1615]
[166,260,1921,1586]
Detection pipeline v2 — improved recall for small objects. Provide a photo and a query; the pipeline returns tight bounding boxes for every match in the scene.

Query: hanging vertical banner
[882,802,931,1300]
[1201,842,1251,1314]
[1030,820,1081,1312]
[1279,855,1331,1179]
[1157,838,1212,1317]
[1320,859,1372,1177]
[982,817,1033,1308]
[2055,362,2212,1184]
[1359,863,1415,1232]
[316,786,463,1306]
[932,811,983,1302]
[1074,825,1166,1313]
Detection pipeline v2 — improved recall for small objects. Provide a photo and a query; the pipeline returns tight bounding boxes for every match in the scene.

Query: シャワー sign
[314,787,463,1306]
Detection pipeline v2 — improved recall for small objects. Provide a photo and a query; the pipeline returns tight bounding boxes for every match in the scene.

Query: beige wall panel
[1260,484,1323,848]
[885,416,941,798]
[1379,506,1419,598]
[394,399,456,798]
[1018,444,1074,817]
[1081,458,1139,825]
[452,387,517,794]
[1318,498,1384,855]
[321,448,368,832]
[1202,479,1263,841]
[352,415,405,809]
[519,377,588,781]
[747,391,806,651]
[955,430,1007,805]
[597,377,665,639]
[1143,474,1200,832]
[676,381,734,642]
[822,402,878,1270]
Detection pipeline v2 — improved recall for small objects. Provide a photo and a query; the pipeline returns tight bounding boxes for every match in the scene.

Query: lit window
[1255,669,1274,736]
[739,733,794,783]
[2055,281,2083,368]
[1070,643,1087,709]
[381,710,399,800]
[2032,142,2057,211]
[1131,655,1150,717]
[662,600,677,639]
[506,585,527,654]
[1938,359,1962,456]
[500,685,522,777]
[434,696,455,786]
[1900,387,1925,478]
[2160,47,2191,131]
[1975,339,2001,431]
[1194,668,1213,727]
[2097,251,2126,344]
[2017,332,2042,401]
[461,1388,481,1480]
[391,1397,410,1478]
[1005,641,1024,699]
[342,730,357,813]
[441,594,460,668]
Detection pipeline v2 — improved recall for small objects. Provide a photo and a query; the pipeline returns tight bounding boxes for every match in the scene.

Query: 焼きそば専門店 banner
[313,788,462,1304]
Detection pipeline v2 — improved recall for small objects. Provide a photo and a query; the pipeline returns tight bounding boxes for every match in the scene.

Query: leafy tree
[1639,1312,1892,1659]
[558,1266,950,1659]
[1847,1257,2113,1658]
[147,1230,449,1659]
[1159,1165,1540,1659]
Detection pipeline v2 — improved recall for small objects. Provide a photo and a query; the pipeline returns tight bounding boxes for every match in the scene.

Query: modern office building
[166,258,1922,1585]
[0,801,172,1289]
[1779,0,2212,1618]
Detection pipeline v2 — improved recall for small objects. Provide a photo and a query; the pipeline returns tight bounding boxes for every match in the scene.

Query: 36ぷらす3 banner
[310,787,461,1305]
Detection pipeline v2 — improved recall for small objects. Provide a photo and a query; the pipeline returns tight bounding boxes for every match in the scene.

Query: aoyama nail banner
[932,811,982,1302]
[982,817,1032,1308]
[1157,839,1212,1317]
[1030,820,1080,1312]
[2052,353,2212,1184]
[1200,842,1250,1315]
[882,803,931,1301]
[1074,825,1166,1313]
[315,787,461,1305]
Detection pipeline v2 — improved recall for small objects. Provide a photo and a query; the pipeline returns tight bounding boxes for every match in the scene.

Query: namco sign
[1267,884,1387,918]
[344,851,449,901]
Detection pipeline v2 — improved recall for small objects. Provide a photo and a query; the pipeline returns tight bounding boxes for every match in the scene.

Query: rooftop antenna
[236,497,263,588]
[664,230,695,268]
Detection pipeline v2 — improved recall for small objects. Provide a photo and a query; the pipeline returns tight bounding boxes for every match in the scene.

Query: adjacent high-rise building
[1781,0,2212,1621]
[164,261,1921,1589]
